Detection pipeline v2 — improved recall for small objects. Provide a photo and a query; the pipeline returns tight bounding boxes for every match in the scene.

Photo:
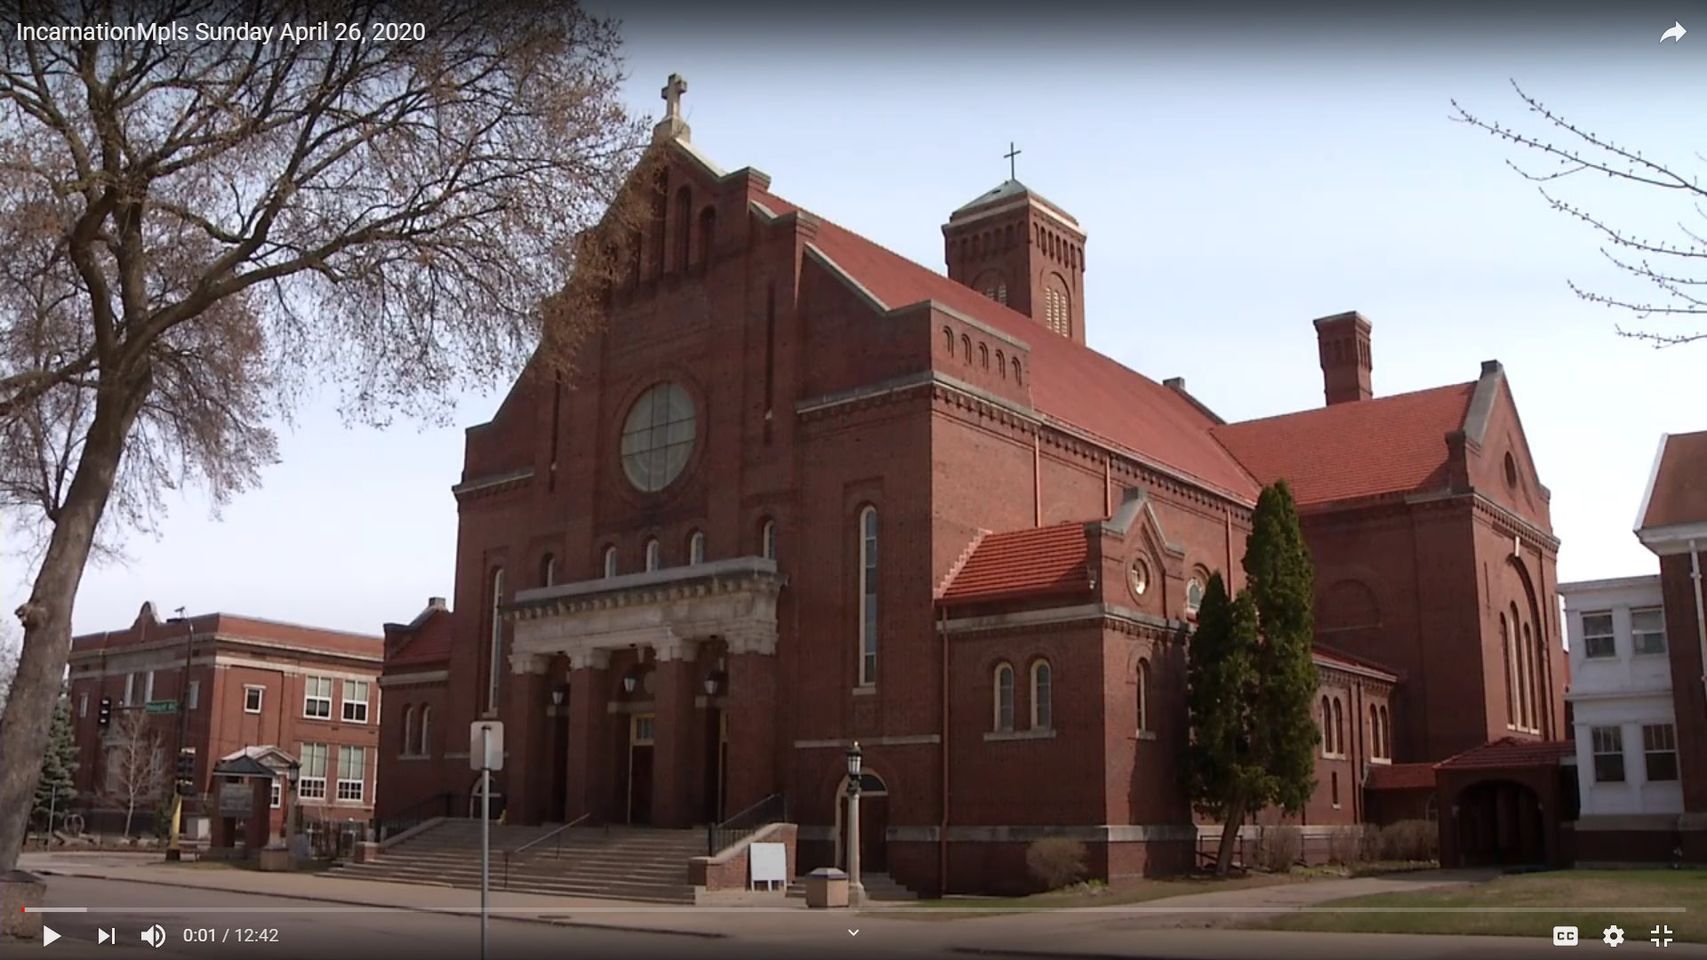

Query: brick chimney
[1313,311,1373,405]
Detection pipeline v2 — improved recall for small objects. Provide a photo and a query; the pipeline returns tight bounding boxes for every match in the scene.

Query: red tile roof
[71,606,381,659]
[1312,645,1399,680]
[1640,430,1707,530]
[1211,383,1476,506]
[1435,736,1574,771]
[939,522,1093,604]
[754,190,1262,502]
[1366,763,1437,791]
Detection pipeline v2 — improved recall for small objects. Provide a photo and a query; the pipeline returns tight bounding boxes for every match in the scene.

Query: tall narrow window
[337,746,366,802]
[540,553,557,588]
[980,343,990,369]
[993,663,1014,732]
[1521,620,1536,730]
[1321,695,1332,755]
[1331,771,1340,807]
[418,706,433,756]
[402,706,416,757]
[1592,726,1625,782]
[298,743,328,800]
[961,334,972,364]
[673,186,692,270]
[688,530,706,565]
[487,568,505,713]
[996,350,1006,379]
[858,506,879,686]
[1031,660,1053,730]
[1332,698,1344,756]
[1381,705,1392,758]
[1138,660,1152,733]
[603,545,618,578]
[1370,704,1381,758]
[1644,723,1679,781]
[761,519,778,561]
[645,538,661,572]
[1501,613,1516,726]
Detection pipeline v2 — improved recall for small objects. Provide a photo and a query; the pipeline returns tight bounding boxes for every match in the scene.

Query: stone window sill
[1370,757,1391,765]
[984,728,1056,743]
[1131,730,1158,741]
[852,685,877,697]
[397,754,433,762]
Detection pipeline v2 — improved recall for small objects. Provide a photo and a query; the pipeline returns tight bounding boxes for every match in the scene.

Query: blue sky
[2,6,1698,636]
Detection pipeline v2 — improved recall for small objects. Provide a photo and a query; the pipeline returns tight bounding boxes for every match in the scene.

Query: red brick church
[376,78,1565,895]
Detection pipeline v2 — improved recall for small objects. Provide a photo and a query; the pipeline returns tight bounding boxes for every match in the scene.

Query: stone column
[723,626,779,816]
[506,654,550,824]
[650,636,700,828]
[565,650,613,823]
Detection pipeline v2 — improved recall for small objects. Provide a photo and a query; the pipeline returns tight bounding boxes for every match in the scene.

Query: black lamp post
[845,741,865,906]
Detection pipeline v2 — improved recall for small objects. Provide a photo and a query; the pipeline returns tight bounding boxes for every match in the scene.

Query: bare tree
[0,0,652,870]
[0,616,19,714]
[1454,82,1705,346]
[106,706,167,839]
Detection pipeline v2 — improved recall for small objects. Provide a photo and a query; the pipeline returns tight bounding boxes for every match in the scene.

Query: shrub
[1025,838,1089,891]
[1327,825,1370,865]
[1378,819,1439,862]
[1258,825,1302,872]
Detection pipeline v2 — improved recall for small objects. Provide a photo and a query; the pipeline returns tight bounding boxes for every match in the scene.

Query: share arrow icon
[1662,21,1686,43]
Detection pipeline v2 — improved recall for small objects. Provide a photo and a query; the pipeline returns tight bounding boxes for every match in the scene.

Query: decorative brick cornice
[1468,494,1562,552]
[451,467,534,502]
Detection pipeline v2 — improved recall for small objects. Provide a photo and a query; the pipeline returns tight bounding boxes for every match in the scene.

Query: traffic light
[97,697,112,728]
[175,749,195,783]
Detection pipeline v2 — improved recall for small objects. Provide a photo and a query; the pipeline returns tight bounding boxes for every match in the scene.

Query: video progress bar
[25,905,1693,915]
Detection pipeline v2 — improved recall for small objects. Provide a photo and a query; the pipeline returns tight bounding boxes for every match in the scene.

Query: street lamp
[284,764,302,859]
[702,672,724,697]
[165,608,195,862]
[550,685,566,706]
[622,671,639,695]
[845,741,865,906]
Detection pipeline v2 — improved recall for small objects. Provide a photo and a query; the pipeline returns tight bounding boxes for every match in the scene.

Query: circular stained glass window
[1128,558,1150,599]
[621,383,696,492]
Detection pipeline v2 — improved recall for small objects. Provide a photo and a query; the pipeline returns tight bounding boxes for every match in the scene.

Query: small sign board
[145,700,178,715]
[469,721,504,771]
[749,841,787,890]
[217,782,251,817]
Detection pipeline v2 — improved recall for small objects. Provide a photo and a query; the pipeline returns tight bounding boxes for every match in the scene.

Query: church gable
[1459,362,1551,527]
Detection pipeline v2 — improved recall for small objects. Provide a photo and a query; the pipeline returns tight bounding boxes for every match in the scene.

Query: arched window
[993,662,1014,732]
[995,350,1006,379]
[961,334,972,364]
[1031,659,1053,730]
[943,326,954,353]
[858,506,879,686]
[602,545,618,578]
[540,553,557,588]
[645,537,661,572]
[1011,357,1022,385]
[1523,621,1538,731]
[402,706,416,757]
[673,186,692,270]
[1320,695,1332,754]
[1380,704,1392,758]
[980,343,989,369]
[1331,771,1340,807]
[688,530,706,565]
[487,568,505,712]
[1500,612,1515,726]
[1137,659,1152,733]
[1370,704,1383,759]
[761,518,777,561]
[697,206,716,271]
[418,705,432,756]
[1332,697,1344,756]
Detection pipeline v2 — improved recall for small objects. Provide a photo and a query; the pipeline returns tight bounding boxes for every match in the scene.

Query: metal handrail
[503,812,591,889]
[706,792,787,856]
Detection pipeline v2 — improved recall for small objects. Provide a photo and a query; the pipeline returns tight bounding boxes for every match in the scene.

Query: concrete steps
[325,820,703,904]
[785,870,917,901]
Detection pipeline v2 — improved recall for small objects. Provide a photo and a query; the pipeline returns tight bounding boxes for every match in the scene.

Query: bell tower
[943,165,1087,344]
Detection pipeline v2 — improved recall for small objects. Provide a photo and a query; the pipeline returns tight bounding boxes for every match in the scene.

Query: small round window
[1128,558,1151,599]
[621,383,696,492]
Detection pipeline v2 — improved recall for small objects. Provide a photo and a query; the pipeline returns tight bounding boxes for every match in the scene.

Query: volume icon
[140,924,166,948]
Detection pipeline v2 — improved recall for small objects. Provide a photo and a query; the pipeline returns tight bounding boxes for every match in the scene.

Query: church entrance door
[628,713,655,825]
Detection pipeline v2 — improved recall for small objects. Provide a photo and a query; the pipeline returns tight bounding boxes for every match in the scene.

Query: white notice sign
[469,721,504,771]
[749,841,787,890]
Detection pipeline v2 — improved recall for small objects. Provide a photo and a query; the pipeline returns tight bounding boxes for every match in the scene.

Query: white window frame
[144,670,155,704]
[1138,660,1152,734]
[336,745,365,803]
[270,779,282,809]
[689,530,706,566]
[993,663,1014,732]
[761,519,777,561]
[402,705,416,758]
[123,673,136,706]
[1632,608,1668,656]
[303,676,332,720]
[1581,611,1616,659]
[858,506,879,687]
[418,705,433,756]
[1644,723,1679,782]
[298,742,328,800]
[244,685,265,714]
[644,537,661,572]
[78,692,88,718]
[342,679,370,724]
[1591,725,1625,783]
[1030,659,1053,731]
[186,679,200,711]
[603,545,618,578]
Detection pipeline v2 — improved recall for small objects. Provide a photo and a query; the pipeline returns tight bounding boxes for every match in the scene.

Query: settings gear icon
[1603,924,1626,947]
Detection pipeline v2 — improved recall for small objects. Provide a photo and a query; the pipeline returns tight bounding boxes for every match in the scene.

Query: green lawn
[891,872,1299,920]
[1266,869,1704,942]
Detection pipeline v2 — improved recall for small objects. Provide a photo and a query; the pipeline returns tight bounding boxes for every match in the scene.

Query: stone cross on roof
[662,73,687,120]
[1004,142,1021,181]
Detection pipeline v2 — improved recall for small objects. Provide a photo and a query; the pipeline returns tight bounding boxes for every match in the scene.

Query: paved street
[17,858,1707,960]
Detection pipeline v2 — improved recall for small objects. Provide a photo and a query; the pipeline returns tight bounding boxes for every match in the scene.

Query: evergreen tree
[33,696,77,831]
[1243,480,1321,815]
[1185,573,1270,876]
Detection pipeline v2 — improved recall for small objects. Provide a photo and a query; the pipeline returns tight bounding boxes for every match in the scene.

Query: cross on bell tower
[652,72,692,143]
[1004,142,1021,181]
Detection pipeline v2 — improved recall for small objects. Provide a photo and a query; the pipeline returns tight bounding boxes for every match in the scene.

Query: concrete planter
[257,848,292,872]
[1,871,45,940]
[804,867,849,909]
[354,841,381,864]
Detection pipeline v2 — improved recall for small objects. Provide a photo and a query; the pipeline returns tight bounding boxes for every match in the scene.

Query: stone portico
[505,557,784,828]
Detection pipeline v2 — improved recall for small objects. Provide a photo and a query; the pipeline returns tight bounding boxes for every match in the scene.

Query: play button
[42,925,60,946]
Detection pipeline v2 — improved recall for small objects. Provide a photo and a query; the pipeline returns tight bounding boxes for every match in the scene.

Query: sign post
[470,721,503,960]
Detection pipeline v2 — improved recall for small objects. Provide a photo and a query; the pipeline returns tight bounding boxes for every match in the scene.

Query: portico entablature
[506,556,784,663]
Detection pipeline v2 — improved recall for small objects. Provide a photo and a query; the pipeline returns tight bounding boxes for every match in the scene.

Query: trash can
[804,867,849,908]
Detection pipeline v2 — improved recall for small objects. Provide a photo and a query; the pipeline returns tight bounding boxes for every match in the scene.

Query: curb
[35,869,729,940]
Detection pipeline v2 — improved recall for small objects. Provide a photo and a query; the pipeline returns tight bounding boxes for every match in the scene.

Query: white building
[1562,575,1680,820]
